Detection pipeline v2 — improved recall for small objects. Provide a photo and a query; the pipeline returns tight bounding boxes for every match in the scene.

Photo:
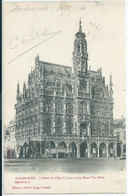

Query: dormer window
[78,45,80,52]
[82,44,84,52]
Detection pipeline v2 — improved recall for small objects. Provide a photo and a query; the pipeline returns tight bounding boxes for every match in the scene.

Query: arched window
[56,119,62,134]
[105,121,109,130]
[57,82,61,92]
[45,100,51,112]
[104,106,108,116]
[66,120,73,134]
[92,86,95,97]
[97,105,100,116]
[56,102,62,114]
[46,118,51,135]
[66,103,73,114]
[102,106,105,116]
[90,104,94,115]
[123,144,126,153]
[97,121,101,136]
[79,102,87,114]
[105,106,108,111]
[80,123,87,137]
[97,121,100,130]
[82,44,84,52]
[78,44,80,52]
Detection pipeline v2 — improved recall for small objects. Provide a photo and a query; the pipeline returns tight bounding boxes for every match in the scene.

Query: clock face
[81,80,87,89]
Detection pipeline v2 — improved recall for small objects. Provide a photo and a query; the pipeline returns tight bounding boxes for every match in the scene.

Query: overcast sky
[4,1,126,125]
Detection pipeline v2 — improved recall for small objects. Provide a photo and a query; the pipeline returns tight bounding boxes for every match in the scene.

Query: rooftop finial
[109,74,113,86]
[79,17,82,32]
[31,67,33,73]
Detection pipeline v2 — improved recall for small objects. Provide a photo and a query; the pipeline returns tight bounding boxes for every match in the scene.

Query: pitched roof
[41,61,72,92]
[42,61,71,74]
[7,116,16,128]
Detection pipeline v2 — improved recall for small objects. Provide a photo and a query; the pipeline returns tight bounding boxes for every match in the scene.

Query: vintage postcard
[3,1,126,194]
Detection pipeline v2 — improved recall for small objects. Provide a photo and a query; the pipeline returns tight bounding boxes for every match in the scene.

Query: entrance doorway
[91,143,97,157]
[99,143,106,157]
[80,142,88,157]
[109,143,114,157]
[69,143,77,158]
[58,142,67,158]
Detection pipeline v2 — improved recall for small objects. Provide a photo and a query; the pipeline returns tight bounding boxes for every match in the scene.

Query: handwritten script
[8,29,62,64]
[10,2,103,16]
[9,28,61,49]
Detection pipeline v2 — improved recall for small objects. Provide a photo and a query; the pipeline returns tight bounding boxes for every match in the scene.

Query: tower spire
[23,81,27,100]
[109,75,113,86]
[109,75,113,97]
[79,17,82,32]
[17,81,20,101]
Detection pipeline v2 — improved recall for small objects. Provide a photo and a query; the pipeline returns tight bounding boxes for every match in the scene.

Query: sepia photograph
[3,1,126,194]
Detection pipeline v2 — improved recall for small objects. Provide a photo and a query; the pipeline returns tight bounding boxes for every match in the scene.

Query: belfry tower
[72,18,90,95]
[73,18,88,75]
[72,19,91,158]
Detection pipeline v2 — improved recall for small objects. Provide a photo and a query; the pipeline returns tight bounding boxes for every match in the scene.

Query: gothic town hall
[15,20,117,159]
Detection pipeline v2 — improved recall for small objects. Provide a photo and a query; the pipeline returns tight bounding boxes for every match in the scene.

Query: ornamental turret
[16,82,20,101]
[109,74,113,97]
[23,82,27,100]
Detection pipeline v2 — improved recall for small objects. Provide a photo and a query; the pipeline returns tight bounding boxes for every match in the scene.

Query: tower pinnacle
[109,75,113,97]
[17,81,20,101]
[79,18,82,32]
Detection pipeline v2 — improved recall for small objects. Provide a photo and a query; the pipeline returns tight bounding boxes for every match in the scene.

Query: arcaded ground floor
[5,136,125,159]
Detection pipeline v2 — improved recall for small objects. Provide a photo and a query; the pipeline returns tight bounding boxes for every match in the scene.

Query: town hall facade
[15,20,117,158]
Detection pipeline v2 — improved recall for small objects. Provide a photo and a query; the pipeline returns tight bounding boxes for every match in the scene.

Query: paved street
[4,158,126,174]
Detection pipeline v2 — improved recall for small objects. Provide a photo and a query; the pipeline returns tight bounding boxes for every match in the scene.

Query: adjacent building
[113,118,126,157]
[4,117,16,159]
[14,20,117,159]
